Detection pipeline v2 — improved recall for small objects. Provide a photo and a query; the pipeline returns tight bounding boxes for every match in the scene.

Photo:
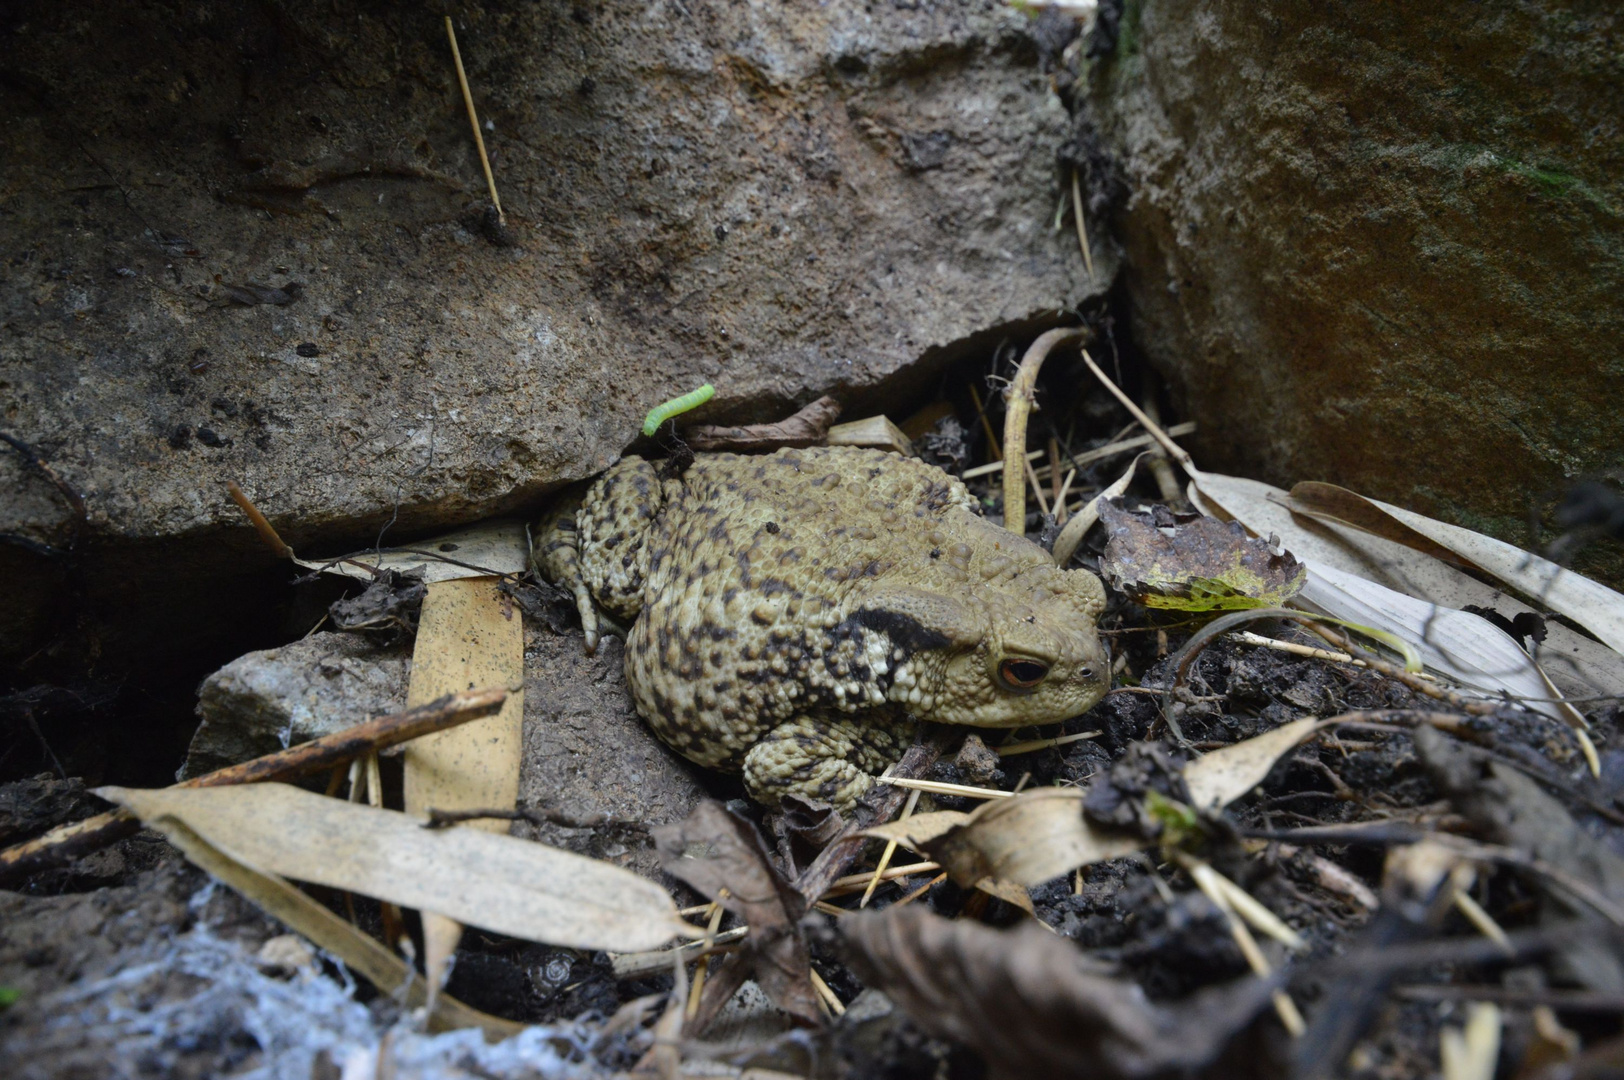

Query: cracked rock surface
[1,0,1099,556]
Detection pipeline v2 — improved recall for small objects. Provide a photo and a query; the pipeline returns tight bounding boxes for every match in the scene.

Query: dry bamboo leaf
[1290,482,1624,658]
[860,810,972,851]
[972,874,1037,914]
[653,801,822,1026]
[1183,718,1329,814]
[825,415,913,456]
[1191,473,1624,702]
[401,576,525,997]
[842,906,1277,1080]
[145,813,521,1037]
[1301,561,1584,728]
[292,519,529,583]
[1440,1002,1502,1080]
[97,783,693,951]
[915,788,1143,889]
[1097,502,1306,611]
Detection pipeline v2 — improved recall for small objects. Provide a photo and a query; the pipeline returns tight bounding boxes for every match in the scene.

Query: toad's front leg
[741,711,916,810]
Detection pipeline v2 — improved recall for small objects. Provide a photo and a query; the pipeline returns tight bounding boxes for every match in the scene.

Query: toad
[536,446,1109,808]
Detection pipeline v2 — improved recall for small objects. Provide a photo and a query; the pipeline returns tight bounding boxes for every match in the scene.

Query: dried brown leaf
[869,722,1336,892]
[1304,561,1584,729]
[1052,451,1146,565]
[825,415,913,456]
[292,519,530,584]
[1098,501,1306,611]
[842,906,1277,1080]
[1183,717,1329,813]
[401,576,526,997]
[900,788,1142,889]
[653,801,821,1026]
[683,395,843,451]
[860,810,972,850]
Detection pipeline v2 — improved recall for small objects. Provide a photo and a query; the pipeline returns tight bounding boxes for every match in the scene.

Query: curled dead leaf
[1098,501,1306,611]
[683,395,842,451]
[842,906,1278,1080]
[653,801,822,1027]
[871,788,1142,890]
[1289,481,1624,657]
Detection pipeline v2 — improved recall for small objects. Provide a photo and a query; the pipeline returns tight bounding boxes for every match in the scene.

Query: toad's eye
[998,658,1048,691]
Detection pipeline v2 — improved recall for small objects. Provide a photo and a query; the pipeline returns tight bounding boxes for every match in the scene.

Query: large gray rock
[1,0,1099,555]
[1084,0,1622,574]
[185,631,412,777]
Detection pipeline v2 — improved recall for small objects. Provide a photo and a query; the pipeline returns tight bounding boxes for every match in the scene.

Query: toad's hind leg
[741,712,915,810]
[536,457,664,654]
[535,495,602,652]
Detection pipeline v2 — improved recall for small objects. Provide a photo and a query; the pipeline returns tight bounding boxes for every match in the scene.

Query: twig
[610,927,748,980]
[422,804,638,831]
[967,383,1002,462]
[1139,388,1183,504]
[1024,455,1051,519]
[1179,853,1306,1036]
[961,423,1197,481]
[1452,884,1514,955]
[823,861,944,897]
[1302,622,1496,715]
[1048,436,1064,517]
[1077,348,1200,474]
[1001,328,1087,536]
[995,730,1101,756]
[1396,984,1624,1011]
[809,968,846,1016]
[891,871,949,908]
[880,776,1013,801]
[1250,821,1624,928]
[445,16,503,223]
[861,787,919,907]
[687,890,728,1020]
[226,480,294,559]
[0,688,509,883]
[1070,170,1096,281]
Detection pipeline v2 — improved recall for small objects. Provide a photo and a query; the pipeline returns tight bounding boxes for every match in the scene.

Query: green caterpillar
[641,383,715,436]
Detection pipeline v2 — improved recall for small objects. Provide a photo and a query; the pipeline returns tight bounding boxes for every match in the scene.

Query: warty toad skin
[536,446,1110,808]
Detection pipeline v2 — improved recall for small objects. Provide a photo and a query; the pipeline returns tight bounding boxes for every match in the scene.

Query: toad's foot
[741,712,915,810]
[534,502,601,653]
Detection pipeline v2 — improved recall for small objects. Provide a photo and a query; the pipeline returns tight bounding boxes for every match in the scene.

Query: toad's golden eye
[998,658,1048,691]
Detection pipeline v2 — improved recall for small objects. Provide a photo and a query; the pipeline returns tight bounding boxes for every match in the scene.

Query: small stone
[257,934,317,974]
